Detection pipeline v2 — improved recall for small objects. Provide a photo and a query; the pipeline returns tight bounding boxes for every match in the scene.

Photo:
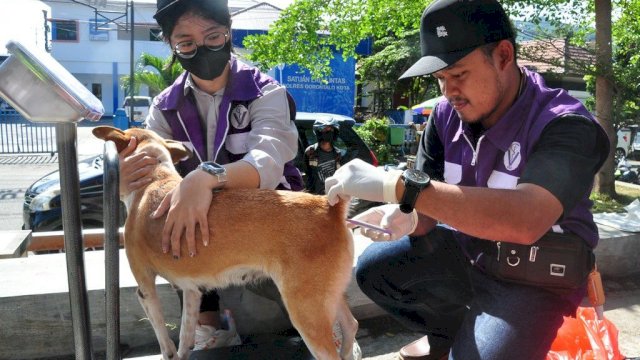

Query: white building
[0,0,51,58]
[1,0,362,117]
[1,0,287,116]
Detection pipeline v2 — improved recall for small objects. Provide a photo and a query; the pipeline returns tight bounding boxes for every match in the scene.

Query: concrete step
[0,235,382,359]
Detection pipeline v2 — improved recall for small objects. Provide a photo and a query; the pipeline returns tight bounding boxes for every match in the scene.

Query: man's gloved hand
[349,204,418,241]
[325,159,402,206]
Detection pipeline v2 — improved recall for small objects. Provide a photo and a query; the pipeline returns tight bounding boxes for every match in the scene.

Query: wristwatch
[399,169,431,214]
[197,161,228,187]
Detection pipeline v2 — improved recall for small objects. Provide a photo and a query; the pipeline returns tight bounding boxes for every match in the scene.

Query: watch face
[200,162,225,174]
[202,162,224,174]
[406,169,430,185]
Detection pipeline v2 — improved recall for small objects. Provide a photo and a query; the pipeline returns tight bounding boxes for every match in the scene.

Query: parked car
[616,126,638,163]
[23,112,378,232]
[122,96,152,122]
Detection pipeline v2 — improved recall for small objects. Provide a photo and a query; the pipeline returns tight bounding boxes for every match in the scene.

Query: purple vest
[434,68,603,248]
[154,56,303,191]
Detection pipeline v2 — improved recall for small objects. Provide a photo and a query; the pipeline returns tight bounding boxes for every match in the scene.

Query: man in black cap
[325,0,609,359]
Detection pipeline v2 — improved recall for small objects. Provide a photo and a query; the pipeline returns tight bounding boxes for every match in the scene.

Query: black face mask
[177,42,231,81]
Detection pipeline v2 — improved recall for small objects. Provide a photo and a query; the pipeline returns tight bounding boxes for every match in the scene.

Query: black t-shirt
[303,144,342,195]
[416,114,608,215]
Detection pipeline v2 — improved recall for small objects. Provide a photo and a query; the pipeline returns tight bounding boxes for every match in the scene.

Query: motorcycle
[615,158,639,184]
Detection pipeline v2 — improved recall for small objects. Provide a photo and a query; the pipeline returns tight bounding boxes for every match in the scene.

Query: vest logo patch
[436,26,448,38]
[231,104,250,129]
[504,142,521,171]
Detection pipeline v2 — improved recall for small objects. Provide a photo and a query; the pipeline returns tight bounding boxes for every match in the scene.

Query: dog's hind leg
[176,287,202,359]
[335,298,360,360]
[136,276,178,360]
[278,282,341,360]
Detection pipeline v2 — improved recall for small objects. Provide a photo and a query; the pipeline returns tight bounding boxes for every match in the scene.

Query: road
[0,123,104,232]
[0,123,638,359]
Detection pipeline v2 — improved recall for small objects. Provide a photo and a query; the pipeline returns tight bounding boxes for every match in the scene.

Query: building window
[51,19,78,42]
[92,83,102,101]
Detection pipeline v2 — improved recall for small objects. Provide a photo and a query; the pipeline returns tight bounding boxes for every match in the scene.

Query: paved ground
[1,122,639,359]
[0,120,108,231]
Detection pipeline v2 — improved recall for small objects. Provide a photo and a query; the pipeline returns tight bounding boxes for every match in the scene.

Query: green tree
[584,0,640,131]
[353,117,393,164]
[243,0,425,80]
[357,29,440,114]
[244,0,632,196]
[120,53,183,97]
[244,0,588,79]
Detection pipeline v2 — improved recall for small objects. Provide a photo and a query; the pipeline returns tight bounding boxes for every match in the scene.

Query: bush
[354,117,393,164]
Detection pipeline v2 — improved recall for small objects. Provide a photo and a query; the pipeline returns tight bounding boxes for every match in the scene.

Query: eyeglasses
[174,31,229,59]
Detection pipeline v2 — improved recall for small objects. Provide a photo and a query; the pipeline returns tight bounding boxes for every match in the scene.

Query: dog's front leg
[136,285,178,359]
[177,287,202,359]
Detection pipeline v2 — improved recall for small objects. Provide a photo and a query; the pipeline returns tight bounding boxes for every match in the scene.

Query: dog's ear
[92,126,131,153]
[165,139,192,164]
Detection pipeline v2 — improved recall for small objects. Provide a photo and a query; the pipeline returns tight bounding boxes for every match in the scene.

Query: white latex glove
[349,204,418,241]
[325,159,402,206]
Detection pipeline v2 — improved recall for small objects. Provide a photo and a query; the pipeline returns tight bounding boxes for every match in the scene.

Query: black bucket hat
[399,0,514,79]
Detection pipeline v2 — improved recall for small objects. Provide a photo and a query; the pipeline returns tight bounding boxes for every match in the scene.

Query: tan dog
[93,126,359,360]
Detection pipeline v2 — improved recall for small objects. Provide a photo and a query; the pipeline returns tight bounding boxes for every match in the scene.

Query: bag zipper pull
[496,241,501,261]
[529,246,539,262]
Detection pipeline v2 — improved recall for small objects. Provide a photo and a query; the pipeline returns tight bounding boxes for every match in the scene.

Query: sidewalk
[120,279,640,360]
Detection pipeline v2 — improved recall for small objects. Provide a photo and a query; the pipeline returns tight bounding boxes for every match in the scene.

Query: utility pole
[129,0,135,124]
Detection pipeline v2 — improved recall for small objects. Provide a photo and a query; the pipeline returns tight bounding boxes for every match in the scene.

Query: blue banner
[276,56,355,117]
[89,18,109,41]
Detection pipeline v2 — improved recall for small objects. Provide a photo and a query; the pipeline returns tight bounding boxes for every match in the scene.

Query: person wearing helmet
[303,118,345,194]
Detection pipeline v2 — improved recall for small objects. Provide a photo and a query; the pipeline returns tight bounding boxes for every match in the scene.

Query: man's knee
[354,247,399,302]
[354,259,376,297]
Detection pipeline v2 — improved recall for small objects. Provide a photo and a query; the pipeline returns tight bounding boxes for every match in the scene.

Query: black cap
[154,0,230,21]
[154,0,181,20]
[399,0,514,79]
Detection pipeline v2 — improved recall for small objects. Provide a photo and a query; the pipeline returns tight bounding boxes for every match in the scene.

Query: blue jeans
[355,226,582,360]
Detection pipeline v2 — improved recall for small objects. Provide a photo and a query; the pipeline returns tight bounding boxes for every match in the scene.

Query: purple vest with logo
[434,68,602,248]
[154,57,303,191]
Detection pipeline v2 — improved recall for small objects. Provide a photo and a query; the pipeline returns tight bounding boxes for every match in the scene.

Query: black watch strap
[399,169,430,214]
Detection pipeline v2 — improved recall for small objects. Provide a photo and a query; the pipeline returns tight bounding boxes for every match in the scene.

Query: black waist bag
[478,232,595,294]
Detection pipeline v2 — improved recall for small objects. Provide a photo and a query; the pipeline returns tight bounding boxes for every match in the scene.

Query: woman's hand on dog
[152,170,213,258]
[119,136,160,195]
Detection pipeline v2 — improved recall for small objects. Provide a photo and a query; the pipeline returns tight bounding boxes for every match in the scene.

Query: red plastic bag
[546,307,625,360]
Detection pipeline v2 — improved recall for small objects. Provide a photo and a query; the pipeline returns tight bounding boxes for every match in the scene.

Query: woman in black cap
[118,0,302,351]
